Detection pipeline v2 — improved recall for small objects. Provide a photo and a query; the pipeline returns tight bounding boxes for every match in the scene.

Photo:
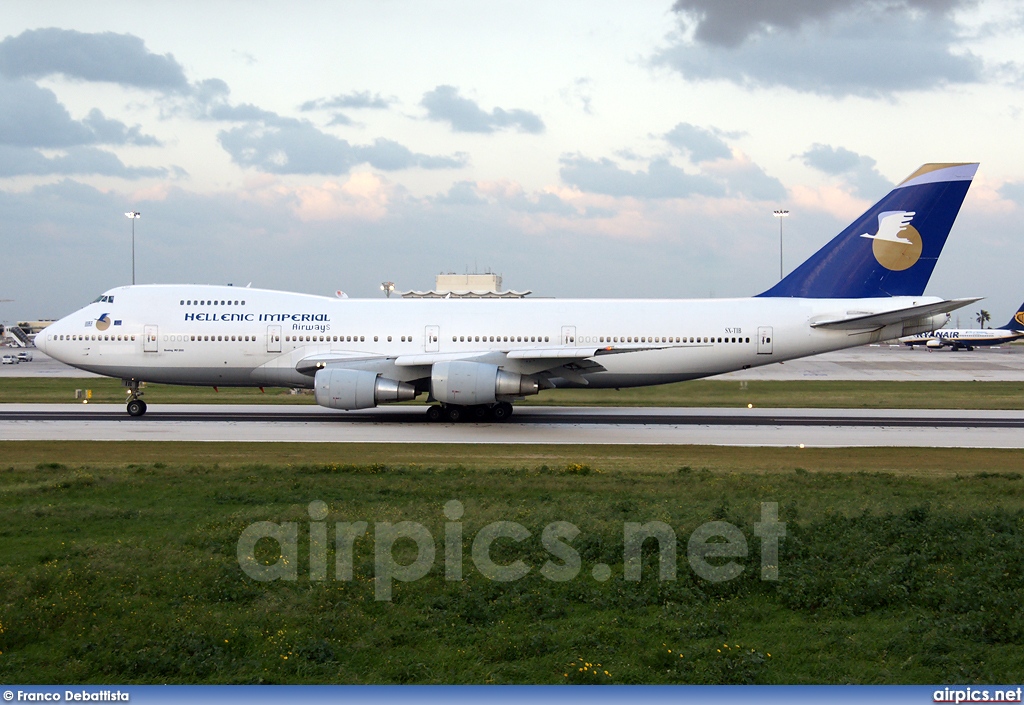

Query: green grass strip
[4,378,1024,408]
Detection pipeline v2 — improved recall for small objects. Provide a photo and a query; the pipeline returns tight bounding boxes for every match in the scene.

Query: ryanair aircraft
[38,163,980,421]
[902,301,1024,350]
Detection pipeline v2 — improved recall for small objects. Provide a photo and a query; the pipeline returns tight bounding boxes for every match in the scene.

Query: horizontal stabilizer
[810,297,981,330]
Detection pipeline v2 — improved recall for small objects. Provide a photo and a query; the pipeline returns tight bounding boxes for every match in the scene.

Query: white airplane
[37,163,980,421]
[902,301,1024,350]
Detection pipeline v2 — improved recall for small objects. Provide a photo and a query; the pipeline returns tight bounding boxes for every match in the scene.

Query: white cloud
[664,123,733,162]
[421,85,545,134]
[559,155,726,199]
[0,27,189,91]
[799,144,893,199]
[655,1,989,97]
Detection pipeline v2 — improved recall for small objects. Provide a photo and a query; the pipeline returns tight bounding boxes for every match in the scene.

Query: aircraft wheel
[445,406,463,422]
[471,405,490,421]
[127,399,147,417]
[490,402,513,421]
[426,406,443,422]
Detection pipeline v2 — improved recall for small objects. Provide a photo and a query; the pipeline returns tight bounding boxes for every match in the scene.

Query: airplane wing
[294,344,671,377]
[810,297,981,331]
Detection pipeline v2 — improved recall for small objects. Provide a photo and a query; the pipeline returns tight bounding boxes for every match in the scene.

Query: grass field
[1,442,1022,684]
[4,377,1024,408]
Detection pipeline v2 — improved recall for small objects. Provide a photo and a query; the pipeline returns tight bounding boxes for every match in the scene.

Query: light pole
[380,281,395,298]
[773,209,789,280]
[125,211,141,285]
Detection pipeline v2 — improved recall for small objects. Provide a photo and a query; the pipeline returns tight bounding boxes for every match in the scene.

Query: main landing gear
[426,402,514,423]
[124,379,147,417]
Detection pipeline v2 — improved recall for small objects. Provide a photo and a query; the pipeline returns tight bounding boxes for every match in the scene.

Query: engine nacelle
[431,361,540,405]
[926,338,944,348]
[314,368,416,410]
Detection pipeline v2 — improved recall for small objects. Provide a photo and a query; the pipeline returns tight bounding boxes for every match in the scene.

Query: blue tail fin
[1001,300,1024,331]
[758,163,978,298]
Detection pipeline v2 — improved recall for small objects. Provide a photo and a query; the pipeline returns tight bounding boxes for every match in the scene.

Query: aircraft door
[561,326,576,346]
[267,325,282,353]
[425,325,439,352]
[757,326,773,355]
[144,325,159,353]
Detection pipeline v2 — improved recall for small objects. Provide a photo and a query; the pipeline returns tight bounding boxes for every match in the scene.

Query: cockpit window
[92,295,115,304]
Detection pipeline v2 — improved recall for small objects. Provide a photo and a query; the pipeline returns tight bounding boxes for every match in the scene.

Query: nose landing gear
[124,379,147,417]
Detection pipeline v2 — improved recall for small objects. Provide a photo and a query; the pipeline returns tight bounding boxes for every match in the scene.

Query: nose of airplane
[35,325,48,354]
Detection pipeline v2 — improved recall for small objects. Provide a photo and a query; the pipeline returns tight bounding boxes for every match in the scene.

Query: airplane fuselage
[39,284,948,391]
[904,327,1024,349]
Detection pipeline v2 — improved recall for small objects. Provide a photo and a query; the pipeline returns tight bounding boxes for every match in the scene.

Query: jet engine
[314,368,416,410]
[430,361,539,405]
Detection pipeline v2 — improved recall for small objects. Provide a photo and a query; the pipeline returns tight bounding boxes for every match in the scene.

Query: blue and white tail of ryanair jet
[37,162,982,419]
[903,299,1024,350]
[1002,300,1024,332]
[760,163,978,299]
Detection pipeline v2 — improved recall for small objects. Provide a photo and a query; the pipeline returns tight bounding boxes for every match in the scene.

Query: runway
[4,344,1024,381]
[3,404,1024,447]
[4,347,1024,447]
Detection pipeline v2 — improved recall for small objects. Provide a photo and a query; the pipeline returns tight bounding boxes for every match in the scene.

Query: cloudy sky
[3,0,1024,326]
